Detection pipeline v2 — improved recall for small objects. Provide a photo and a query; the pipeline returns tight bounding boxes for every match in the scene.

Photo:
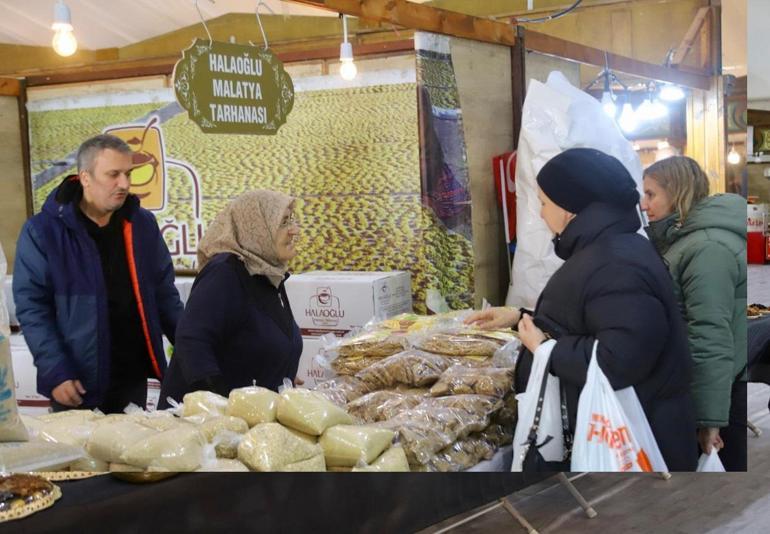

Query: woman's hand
[698,427,724,455]
[464,307,521,330]
[518,314,547,353]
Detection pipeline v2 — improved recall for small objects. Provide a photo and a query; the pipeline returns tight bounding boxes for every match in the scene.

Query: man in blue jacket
[13,134,183,413]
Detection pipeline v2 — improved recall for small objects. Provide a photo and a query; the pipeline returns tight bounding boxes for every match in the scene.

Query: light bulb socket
[53,0,72,29]
[339,42,353,62]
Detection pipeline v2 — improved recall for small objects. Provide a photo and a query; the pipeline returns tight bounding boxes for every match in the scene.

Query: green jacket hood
[648,193,746,250]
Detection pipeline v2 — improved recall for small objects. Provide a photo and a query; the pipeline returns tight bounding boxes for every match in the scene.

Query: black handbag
[521,360,572,472]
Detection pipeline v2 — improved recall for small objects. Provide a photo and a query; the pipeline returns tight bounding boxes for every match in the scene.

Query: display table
[2,472,548,533]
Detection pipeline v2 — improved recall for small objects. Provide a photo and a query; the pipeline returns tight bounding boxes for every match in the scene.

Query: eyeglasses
[279,213,300,229]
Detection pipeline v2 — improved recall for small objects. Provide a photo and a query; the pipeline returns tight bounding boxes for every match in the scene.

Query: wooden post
[511,26,526,149]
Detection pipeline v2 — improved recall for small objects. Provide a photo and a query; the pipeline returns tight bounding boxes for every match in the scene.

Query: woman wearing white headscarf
[159,190,302,406]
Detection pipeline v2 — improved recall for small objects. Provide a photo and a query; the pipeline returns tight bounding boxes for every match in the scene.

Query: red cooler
[749,204,767,264]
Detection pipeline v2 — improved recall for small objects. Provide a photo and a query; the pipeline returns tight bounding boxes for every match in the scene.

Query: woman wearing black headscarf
[467,148,697,471]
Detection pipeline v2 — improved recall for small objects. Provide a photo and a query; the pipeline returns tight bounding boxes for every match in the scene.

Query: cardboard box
[11,334,168,414]
[286,271,412,337]
[295,336,335,388]
[9,334,51,412]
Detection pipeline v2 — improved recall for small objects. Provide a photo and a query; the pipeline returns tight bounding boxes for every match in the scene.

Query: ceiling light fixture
[339,14,357,81]
[52,0,77,57]
[659,84,685,102]
[727,146,741,165]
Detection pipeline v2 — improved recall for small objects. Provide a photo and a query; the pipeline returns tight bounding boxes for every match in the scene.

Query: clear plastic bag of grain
[351,445,410,472]
[275,387,352,436]
[318,425,395,467]
[237,422,323,471]
[86,421,159,463]
[120,425,209,472]
[182,391,228,417]
[227,386,279,426]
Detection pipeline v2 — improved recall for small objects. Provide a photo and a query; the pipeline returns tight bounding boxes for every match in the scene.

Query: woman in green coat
[642,156,747,471]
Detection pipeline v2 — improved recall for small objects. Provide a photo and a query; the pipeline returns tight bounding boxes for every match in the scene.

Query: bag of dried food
[85,421,158,463]
[227,386,279,426]
[311,376,370,407]
[374,412,455,466]
[415,395,502,427]
[318,425,395,467]
[430,365,514,398]
[120,425,210,472]
[319,329,409,376]
[355,349,453,390]
[197,458,250,472]
[412,325,515,359]
[279,453,326,472]
[237,422,323,471]
[0,336,28,442]
[0,244,26,443]
[276,387,352,436]
[182,391,228,417]
[352,445,410,472]
[416,435,497,472]
[196,415,249,459]
[346,391,425,423]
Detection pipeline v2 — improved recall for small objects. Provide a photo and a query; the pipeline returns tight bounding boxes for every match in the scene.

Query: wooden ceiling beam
[523,29,712,90]
[0,77,20,96]
[671,7,711,67]
[22,39,416,87]
[289,0,517,46]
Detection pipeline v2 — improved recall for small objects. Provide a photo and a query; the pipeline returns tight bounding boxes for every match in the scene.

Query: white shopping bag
[696,449,726,472]
[511,340,563,472]
[571,341,665,472]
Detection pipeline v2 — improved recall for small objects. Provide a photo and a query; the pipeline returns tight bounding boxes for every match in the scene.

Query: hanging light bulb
[659,84,685,102]
[52,0,77,57]
[601,91,617,118]
[636,85,669,122]
[727,146,741,165]
[649,99,669,120]
[600,70,616,118]
[618,102,638,133]
[339,15,357,81]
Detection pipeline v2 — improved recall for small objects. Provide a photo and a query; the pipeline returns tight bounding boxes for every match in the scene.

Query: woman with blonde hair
[642,156,747,471]
[159,190,302,406]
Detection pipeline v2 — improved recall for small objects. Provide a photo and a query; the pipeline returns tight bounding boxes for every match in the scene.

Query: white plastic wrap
[0,441,84,472]
[182,391,228,417]
[85,421,158,463]
[508,71,644,308]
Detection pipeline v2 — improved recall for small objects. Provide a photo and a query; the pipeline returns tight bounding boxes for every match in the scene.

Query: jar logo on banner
[306,287,344,327]
[105,117,203,266]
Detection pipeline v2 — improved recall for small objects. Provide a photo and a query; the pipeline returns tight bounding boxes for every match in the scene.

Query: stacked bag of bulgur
[311,312,519,472]
[12,384,409,473]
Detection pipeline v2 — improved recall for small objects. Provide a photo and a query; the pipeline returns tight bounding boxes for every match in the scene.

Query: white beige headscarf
[197,190,296,285]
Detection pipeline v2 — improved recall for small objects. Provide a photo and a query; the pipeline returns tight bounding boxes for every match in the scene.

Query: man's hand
[464,307,521,330]
[698,427,724,455]
[518,314,547,353]
[294,377,305,386]
[51,379,86,407]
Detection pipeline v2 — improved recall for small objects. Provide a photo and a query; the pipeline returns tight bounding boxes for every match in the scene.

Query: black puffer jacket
[515,202,697,471]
